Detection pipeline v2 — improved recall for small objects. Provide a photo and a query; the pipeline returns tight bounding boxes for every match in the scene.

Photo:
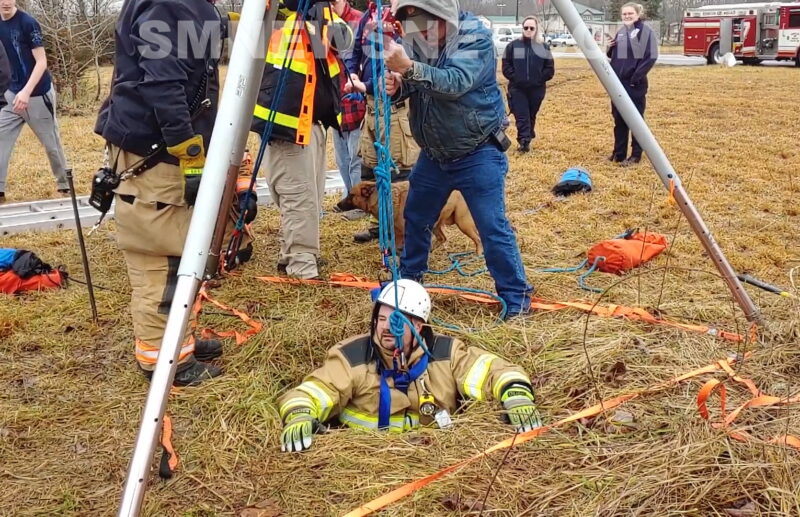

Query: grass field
[2,60,799,516]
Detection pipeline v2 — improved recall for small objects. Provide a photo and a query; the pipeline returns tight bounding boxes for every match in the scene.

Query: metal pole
[549,0,761,323]
[118,0,276,514]
[65,168,98,323]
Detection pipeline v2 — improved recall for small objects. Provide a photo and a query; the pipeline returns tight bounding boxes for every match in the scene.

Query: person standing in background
[0,0,70,203]
[501,16,554,154]
[607,2,657,167]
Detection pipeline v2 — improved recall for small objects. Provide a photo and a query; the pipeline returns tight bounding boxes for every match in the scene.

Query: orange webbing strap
[258,273,744,342]
[696,363,800,450]
[342,355,743,517]
[192,284,263,345]
[159,413,179,479]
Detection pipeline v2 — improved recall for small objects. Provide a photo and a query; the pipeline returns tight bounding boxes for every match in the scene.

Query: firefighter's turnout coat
[278,333,532,431]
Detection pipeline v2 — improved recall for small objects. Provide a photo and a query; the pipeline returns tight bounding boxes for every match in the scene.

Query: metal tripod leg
[118,0,277,514]
[549,0,761,324]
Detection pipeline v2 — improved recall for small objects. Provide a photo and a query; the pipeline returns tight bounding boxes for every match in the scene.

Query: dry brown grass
[2,60,800,516]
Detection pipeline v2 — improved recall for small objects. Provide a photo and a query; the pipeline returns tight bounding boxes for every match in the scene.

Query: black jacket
[94,0,222,162]
[502,38,554,90]
[607,20,658,93]
[0,42,9,95]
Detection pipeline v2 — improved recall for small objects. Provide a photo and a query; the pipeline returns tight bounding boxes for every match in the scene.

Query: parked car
[492,26,522,56]
[548,33,577,47]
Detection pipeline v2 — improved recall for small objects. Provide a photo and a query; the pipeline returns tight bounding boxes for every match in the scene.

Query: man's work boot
[354,225,380,243]
[607,154,624,163]
[518,141,531,153]
[57,188,70,196]
[0,192,5,204]
[140,358,222,386]
[173,360,223,386]
[194,339,223,361]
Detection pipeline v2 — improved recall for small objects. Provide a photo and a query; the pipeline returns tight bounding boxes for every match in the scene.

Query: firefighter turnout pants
[264,124,326,279]
[360,97,419,171]
[113,148,250,371]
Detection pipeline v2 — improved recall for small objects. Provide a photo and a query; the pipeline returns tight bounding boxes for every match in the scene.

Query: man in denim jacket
[384,0,533,318]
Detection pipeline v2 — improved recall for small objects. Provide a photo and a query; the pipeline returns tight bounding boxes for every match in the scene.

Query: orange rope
[342,354,752,517]
[192,284,263,345]
[258,273,744,342]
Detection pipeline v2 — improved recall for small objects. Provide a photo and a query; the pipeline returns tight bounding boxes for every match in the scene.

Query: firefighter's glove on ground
[168,135,206,206]
[281,408,321,453]
[501,385,542,433]
[238,192,258,223]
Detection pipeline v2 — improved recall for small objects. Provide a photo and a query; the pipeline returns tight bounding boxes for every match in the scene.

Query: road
[551,51,795,67]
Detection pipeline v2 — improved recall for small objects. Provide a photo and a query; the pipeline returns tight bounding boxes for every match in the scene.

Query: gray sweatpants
[0,87,69,193]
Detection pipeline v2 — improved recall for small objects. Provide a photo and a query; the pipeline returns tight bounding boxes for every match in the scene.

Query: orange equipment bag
[587,232,668,275]
[0,269,66,294]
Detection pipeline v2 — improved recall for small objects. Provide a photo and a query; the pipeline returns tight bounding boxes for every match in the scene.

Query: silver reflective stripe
[463,354,497,401]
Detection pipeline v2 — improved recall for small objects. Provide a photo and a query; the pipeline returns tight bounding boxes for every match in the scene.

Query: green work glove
[501,385,542,433]
[280,408,321,453]
[167,134,205,206]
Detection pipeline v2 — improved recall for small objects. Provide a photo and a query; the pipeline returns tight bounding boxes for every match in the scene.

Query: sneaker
[354,226,380,243]
[57,188,70,196]
[194,339,223,361]
[607,154,624,163]
[621,156,641,167]
[505,310,535,323]
[518,142,531,153]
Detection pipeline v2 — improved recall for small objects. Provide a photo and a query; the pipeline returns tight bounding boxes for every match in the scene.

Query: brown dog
[337,181,483,254]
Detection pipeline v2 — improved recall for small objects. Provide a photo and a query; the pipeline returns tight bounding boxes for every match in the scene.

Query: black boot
[354,225,380,243]
[140,359,222,386]
[173,361,223,386]
[194,339,223,361]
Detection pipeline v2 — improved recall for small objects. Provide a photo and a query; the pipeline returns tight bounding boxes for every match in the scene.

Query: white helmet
[376,279,431,323]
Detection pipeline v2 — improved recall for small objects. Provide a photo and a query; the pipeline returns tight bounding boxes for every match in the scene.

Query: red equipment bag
[587,232,668,275]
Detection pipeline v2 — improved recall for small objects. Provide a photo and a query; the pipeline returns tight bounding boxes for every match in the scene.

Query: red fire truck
[683,2,800,65]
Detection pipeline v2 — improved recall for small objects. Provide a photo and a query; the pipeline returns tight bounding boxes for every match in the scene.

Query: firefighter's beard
[378,330,412,353]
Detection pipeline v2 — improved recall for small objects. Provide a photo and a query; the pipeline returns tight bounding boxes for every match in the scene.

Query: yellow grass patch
[1,61,799,515]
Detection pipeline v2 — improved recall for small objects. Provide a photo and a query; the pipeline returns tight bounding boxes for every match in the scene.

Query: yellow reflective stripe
[279,397,316,420]
[463,354,497,401]
[492,371,531,400]
[339,408,419,432]
[253,105,300,129]
[297,381,335,421]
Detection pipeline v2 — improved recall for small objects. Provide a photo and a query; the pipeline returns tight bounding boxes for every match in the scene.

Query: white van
[492,25,522,56]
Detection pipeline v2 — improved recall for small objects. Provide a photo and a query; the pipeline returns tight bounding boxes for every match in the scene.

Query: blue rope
[365,0,415,358]
[535,258,588,274]
[225,0,312,263]
[427,251,487,277]
[577,256,606,293]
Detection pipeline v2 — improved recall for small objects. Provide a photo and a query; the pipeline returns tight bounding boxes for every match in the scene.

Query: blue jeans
[400,144,533,315]
[333,128,362,199]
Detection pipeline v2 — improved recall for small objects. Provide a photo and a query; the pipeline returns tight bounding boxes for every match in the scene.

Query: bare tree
[27,0,117,106]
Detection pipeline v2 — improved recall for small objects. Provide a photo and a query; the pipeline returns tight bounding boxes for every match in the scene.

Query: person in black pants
[607,2,658,166]
[502,16,554,153]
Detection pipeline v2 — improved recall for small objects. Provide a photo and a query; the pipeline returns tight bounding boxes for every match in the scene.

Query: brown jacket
[278,333,532,431]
